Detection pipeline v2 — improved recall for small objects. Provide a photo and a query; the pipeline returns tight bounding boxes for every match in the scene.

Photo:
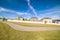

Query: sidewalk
[5,22,60,31]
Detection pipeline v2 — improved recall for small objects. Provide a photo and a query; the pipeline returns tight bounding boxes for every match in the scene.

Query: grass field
[0,22,60,40]
[10,22,60,27]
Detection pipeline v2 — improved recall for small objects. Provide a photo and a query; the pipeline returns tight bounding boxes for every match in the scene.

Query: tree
[44,21,47,24]
[2,18,7,21]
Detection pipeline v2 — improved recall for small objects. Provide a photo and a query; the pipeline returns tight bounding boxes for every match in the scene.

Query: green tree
[2,18,7,21]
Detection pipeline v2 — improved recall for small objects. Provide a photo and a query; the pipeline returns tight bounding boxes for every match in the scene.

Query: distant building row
[15,16,60,24]
[0,16,60,24]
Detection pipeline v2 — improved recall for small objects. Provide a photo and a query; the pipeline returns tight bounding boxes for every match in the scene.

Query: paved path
[5,22,60,31]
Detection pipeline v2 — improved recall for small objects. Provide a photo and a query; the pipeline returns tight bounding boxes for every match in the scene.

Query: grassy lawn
[10,22,60,27]
[0,22,60,40]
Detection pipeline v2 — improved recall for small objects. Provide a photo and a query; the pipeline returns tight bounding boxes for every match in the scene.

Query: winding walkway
[5,22,60,31]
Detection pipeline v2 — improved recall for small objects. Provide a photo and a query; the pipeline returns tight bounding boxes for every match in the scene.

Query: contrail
[27,0,37,17]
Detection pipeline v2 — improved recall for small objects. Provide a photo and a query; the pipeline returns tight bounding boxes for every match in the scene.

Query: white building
[16,16,23,21]
[29,17,39,21]
[41,17,52,24]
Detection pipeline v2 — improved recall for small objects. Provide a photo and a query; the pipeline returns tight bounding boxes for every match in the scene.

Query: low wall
[8,20,43,23]
[8,20,60,25]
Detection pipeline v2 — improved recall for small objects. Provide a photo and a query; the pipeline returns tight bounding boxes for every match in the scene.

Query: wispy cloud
[16,12,31,18]
[38,6,60,19]
[51,15,60,19]
[0,7,16,13]
[0,7,60,19]
[0,7,31,18]
[26,0,37,17]
[16,12,30,16]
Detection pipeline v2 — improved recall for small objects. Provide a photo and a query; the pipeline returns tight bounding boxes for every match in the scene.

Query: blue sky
[0,0,60,19]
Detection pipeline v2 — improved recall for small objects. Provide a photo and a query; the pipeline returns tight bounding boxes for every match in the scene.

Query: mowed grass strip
[10,22,60,27]
[0,22,60,40]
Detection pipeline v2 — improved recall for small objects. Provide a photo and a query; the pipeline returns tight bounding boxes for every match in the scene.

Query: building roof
[53,20,60,22]
[41,17,52,20]
[16,16,23,18]
[0,18,2,19]
[30,17,38,19]
[43,17,51,19]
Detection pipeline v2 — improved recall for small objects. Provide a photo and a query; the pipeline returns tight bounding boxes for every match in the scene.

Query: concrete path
[5,22,60,31]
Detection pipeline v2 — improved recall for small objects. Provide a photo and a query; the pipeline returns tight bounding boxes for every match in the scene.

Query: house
[41,17,52,24]
[23,18,30,21]
[0,18,2,21]
[52,20,60,24]
[29,17,39,21]
[16,16,23,21]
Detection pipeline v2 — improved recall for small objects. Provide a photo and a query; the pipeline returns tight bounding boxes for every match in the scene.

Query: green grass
[0,22,60,40]
[10,22,60,27]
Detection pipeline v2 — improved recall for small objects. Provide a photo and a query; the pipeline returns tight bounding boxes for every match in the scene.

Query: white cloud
[16,12,31,16]
[51,15,60,19]
[16,12,24,15]
[39,6,60,19]
[0,7,60,19]
[0,7,5,12]
[0,7,31,17]
[0,7,15,13]
[27,0,37,17]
